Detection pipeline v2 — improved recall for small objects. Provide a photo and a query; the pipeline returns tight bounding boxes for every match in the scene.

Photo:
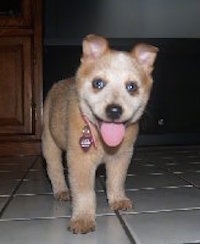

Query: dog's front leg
[67,153,97,234]
[105,149,133,211]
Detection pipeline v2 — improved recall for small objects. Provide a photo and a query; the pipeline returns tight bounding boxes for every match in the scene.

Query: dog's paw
[68,217,96,234]
[110,198,133,211]
[54,191,70,201]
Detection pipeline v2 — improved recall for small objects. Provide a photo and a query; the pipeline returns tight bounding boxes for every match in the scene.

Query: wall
[45,0,200,43]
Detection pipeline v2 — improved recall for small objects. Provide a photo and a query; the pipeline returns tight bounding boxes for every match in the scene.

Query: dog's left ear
[131,44,159,74]
[81,34,109,63]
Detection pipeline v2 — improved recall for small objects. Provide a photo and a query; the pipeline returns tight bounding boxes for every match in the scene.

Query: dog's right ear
[131,44,159,75]
[81,34,109,63]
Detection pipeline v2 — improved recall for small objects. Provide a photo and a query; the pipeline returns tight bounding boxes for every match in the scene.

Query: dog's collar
[79,113,97,152]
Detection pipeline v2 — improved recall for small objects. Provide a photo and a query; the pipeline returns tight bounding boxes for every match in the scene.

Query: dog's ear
[131,44,159,74]
[81,34,109,63]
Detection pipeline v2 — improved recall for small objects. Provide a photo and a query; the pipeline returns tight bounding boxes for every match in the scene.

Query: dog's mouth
[95,116,127,147]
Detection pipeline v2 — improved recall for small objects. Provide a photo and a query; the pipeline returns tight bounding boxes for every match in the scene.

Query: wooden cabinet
[0,0,43,155]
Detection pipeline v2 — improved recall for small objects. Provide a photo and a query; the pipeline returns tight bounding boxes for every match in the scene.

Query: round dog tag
[79,135,93,152]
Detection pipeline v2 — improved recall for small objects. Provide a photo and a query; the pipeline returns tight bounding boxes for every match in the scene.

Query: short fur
[42,34,158,234]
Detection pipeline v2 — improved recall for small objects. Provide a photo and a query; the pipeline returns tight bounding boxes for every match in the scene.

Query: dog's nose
[106,104,123,120]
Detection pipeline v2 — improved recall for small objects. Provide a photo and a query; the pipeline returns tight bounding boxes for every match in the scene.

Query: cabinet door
[0,0,32,27]
[0,37,33,136]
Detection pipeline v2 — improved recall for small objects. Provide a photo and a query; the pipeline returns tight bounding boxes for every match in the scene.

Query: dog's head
[76,34,158,147]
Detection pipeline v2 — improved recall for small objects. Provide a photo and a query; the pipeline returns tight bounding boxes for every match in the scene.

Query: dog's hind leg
[42,129,70,201]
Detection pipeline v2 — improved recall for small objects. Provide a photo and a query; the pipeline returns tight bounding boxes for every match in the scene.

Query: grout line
[182,241,200,244]
[0,156,40,218]
[125,184,193,192]
[98,176,137,244]
[114,210,137,244]
[120,206,200,215]
[0,213,117,222]
[13,193,53,197]
[0,216,71,222]
[0,195,12,198]
[9,189,104,198]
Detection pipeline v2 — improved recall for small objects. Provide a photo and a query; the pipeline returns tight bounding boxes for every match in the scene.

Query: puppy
[42,34,158,234]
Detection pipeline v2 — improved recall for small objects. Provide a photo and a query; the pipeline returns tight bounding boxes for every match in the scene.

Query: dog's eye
[92,79,106,90]
[126,81,138,94]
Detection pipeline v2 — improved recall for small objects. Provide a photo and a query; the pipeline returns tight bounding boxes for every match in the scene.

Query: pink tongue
[100,122,125,147]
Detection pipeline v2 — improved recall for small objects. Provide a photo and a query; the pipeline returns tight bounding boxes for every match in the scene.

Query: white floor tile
[181,172,200,187]
[2,195,71,219]
[16,178,52,194]
[0,216,131,244]
[125,186,200,213]
[2,192,112,219]
[125,173,189,190]
[122,210,200,244]
[0,171,26,181]
[162,162,200,173]
[0,197,8,211]
[128,163,163,174]
[0,180,19,195]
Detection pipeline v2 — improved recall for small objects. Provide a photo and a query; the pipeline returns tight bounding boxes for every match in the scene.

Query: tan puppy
[42,34,158,234]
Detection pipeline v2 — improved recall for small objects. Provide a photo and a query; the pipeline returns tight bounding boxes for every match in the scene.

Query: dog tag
[79,125,93,152]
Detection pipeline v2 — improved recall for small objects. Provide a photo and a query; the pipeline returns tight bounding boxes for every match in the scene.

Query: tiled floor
[1,146,200,244]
